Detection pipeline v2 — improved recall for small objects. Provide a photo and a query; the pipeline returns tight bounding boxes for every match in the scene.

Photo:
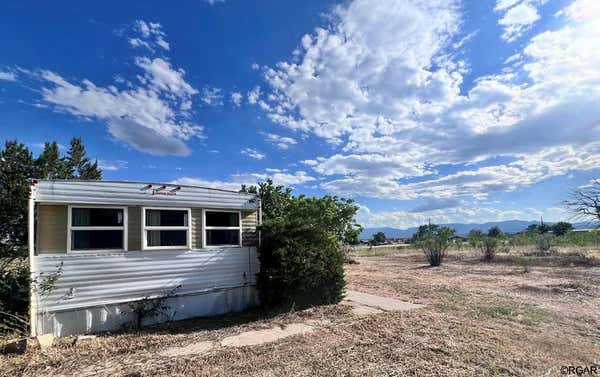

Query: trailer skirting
[35,285,258,337]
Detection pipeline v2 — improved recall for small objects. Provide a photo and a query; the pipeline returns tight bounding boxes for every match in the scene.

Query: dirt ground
[2,247,599,377]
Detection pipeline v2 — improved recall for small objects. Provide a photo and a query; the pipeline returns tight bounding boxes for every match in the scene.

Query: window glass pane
[146,210,187,227]
[206,229,239,246]
[146,230,187,247]
[72,208,123,227]
[205,211,239,227]
[72,230,123,250]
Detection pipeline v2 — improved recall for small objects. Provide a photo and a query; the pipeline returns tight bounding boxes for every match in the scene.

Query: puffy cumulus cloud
[233,170,316,187]
[128,20,170,52]
[261,132,297,150]
[174,169,316,191]
[230,91,243,107]
[32,22,204,156]
[495,1,543,42]
[312,153,432,179]
[247,86,261,105]
[200,86,224,106]
[255,0,600,201]
[357,204,569,229]
[135,57,197,97]
[324,144,600,200]
[260,0,462,142]
[241,147,266,160]
[0,70,17,82]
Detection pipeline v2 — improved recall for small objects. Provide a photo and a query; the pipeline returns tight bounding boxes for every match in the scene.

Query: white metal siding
[31,180,258,210]
[32,247,258,313]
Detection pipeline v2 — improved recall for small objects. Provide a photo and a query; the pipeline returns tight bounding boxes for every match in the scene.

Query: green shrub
[258,219,345,309]
[0,259,30,335]
[477,237,499,262]
[536,234,556,254]
[417,226,454,266]
[243,180,361,310]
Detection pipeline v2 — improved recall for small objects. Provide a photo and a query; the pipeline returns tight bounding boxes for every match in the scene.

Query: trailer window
[204,210,241,247]
[69,207,126,252]
[143,208,191,249]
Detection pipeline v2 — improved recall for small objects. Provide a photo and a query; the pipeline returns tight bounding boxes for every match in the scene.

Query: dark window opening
[146,230,187,247]
[72,208,123,227]
[72,230,123,250]
[146,209,188,227]
[205,211,239,227]
[206,229,239,246]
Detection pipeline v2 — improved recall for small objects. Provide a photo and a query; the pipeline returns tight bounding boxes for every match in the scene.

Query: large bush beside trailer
[242,180,362,310]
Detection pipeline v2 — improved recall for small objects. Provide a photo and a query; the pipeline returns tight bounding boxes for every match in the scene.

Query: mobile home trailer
[28,180,260,337]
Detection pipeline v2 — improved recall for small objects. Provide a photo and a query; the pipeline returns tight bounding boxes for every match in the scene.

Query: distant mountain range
[360,220,592,239]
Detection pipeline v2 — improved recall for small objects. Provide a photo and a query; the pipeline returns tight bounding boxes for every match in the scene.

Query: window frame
[142,207,192,250]
[202,209,242,248]
[67,205,128,253]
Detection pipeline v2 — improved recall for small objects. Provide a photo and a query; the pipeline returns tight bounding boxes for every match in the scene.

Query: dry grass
[2,247,599,376]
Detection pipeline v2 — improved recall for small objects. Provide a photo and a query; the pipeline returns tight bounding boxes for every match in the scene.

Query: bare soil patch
[2,247,599,376]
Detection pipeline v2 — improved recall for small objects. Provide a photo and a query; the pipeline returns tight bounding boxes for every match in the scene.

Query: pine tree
[0,141,36,259]
[65,137,102,180]
[35,142,70,179]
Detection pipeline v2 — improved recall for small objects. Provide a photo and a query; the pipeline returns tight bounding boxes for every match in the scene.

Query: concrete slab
[37,334,55,350]
[220,323,314,347]
[351,304,384,316]
[160,341,215,357]
[345,290,423,312]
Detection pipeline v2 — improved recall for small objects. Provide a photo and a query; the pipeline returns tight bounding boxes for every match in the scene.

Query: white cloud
[247,85,261,104]
[98,160,128,171]
[233,170,315,187]
[254,0,600,201]
[251,63,260,70]
[135,57,197,97]
[496,1,543,42]
[261,132,297,150]
[204,0,225,5]
[31,142,65,150]
[230,91,243,107]
[200,86,224,106]
[174,177,242,191]
[129,20,170,51]
[556,0,600,21]
[312,153,431,179]
[174,170,316,191]
[357,204,568,229]
[34,22,204,156]
[301,159,319,166]
[0,71,17,82]
[322,144,600,200]
[241,147,266,160]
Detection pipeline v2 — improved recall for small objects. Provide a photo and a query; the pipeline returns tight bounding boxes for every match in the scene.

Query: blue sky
[1,0,599,228]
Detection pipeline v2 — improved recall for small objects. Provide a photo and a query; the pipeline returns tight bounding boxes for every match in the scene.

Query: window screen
[205,211,239,227]
[146,230,187,247]
[72,230,123,250]
[145,209,188,227]
[204,211,241,246]
[206,229,240,246]
[72,208,123,227]
[70,207,125,251]
[144,209,190,249]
